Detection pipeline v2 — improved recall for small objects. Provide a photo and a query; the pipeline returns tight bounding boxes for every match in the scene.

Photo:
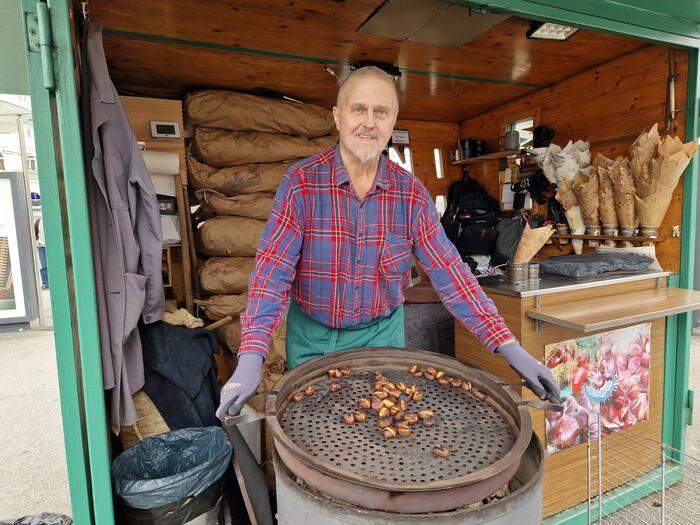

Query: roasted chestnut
[424,372,435,381]
[399,399,408,412]
[327,368,340,378]
[432,444,449,458]
[378,406,390,418]
[472,389,486,400]
[437,377,450,386]
[422,415,436,428]
[339,366,351,376]
[396,382,407,392]
[330,382,342,392]
[411,371,424,378]
[426,367,437,376]
[412,390,423,402]
[393,411,405,422]
[358,397,371,410]
[292,392,305,403]
[378,417,393,428]
[461,381,472,392]
[354,411,367,423]
[375,390,388,400]
[407,364,419,374]
[382,398,395,408]
[397,424,412,437]
[343,413,355,425]
[371,397,384,410]
[418,409,435,419]
[389,388,402,398]
[450,378,463,388]
[389,406,400,416]
[383,426,397,439]
[305,386,316,396]
[403,413,419,425]
[435,370,445,380]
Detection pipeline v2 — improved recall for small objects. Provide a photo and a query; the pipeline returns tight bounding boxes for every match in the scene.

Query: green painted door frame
[17,1,699,523]
[20,0,114,523]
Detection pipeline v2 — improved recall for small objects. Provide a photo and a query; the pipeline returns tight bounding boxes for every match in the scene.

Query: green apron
[285,300,405,368]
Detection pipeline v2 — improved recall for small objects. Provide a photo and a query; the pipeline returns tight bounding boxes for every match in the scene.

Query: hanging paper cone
[630,123,660,191]
[608,156,638,230]
[564,206,586,254]
[573,171,600,247]
[513,223,554,264]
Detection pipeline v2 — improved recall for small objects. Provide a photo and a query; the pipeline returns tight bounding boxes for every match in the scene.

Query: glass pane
[0,178,26,318]
[507,117,534,148]
[435,195,447,216]
[433,148,444,179]
[388,146,413,172]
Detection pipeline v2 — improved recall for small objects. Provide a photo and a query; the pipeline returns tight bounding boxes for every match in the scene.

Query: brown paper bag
[572,171,600,227]
[608,156,638,229]
[188,155,289,195]
[186,90,335,138]
[198,216,266,257]
[192,128,337,167]
[215,318,242,352]
[199,256,256,295]
[196,189,274,220]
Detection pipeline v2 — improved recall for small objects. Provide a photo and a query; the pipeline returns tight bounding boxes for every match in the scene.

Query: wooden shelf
[526,287,700,332]
[551,233,663,243]
[451,150,519,165]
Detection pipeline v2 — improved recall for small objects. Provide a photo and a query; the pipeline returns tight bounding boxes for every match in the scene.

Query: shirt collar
[332,144,390,191]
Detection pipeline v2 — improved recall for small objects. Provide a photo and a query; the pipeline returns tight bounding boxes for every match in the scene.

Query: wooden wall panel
[395,119,461,202]
[460,45,689,273]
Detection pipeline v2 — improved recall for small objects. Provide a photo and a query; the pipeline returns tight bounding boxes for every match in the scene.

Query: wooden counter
[454,273,700,517]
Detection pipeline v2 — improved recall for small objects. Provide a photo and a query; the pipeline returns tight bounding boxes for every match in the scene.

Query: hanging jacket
[82,24,165,433]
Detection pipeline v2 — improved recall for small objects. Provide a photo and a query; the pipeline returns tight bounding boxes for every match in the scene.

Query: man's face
[333,77,398,164]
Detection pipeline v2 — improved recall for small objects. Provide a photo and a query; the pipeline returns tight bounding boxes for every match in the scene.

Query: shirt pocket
[378,231,413,280]
[123,272,147,342]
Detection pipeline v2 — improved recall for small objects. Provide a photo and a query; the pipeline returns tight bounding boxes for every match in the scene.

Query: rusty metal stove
[264,347,541,514]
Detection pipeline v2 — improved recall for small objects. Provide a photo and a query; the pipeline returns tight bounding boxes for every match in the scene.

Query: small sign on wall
[391,129,410,144]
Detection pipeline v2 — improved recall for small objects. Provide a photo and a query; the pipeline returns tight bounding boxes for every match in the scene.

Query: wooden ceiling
[85,0,648,122]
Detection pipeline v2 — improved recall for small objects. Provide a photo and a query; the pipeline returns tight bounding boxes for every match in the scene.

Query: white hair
[336,66,399,110]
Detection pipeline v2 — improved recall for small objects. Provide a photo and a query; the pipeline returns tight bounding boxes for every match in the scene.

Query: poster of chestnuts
[544,323,652,456]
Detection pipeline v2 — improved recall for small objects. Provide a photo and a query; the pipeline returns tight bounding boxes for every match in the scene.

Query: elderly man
[216,66,559,419]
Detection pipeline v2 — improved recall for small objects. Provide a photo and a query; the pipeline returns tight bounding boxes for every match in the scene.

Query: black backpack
[441,173,500,257]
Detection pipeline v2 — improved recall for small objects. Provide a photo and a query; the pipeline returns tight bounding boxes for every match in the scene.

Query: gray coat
[85,25,164,434]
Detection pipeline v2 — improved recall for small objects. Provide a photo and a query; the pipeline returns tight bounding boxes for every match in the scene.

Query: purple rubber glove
[497,342,561,403]
[216,353,263,421]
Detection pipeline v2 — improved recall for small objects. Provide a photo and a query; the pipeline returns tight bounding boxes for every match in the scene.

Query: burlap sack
[119,390,170,449]
[186,90,335,138]
[196,189,274,220]
[195,293,249,321]
[188,155,289,195]
[192,128,337,167]
[198,216,266,256]
[199,256,256,295]
[216,318,242,352]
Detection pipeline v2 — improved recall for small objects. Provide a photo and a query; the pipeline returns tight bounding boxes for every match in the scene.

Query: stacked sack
[187,89,336,401]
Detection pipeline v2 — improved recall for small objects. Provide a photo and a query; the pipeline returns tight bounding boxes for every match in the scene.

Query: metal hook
[81,2,89,21]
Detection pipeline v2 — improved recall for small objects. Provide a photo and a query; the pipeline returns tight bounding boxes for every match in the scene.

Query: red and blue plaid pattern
[239,146,514,359]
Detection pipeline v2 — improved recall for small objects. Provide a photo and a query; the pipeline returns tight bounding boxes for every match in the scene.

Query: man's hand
[497,342,561,403]
[215,353,264,420]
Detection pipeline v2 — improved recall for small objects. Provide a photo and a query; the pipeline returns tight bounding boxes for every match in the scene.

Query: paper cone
[564,205,586,254]
[608,156,638,229]
[555,179,579,210]
[630,123,661,193]
[572,170,600,227]
[596,162,618,228]
[514,223,554,264]
[635,194,673,230]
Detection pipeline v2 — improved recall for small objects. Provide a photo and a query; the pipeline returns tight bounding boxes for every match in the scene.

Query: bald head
[336,66,400,111]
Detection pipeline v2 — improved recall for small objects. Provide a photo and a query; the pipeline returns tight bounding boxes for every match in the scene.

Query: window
[507,117,534,149]
[388,146,413,172]
[27,156,37,171]
[433,148,444,179]
[435,195,447,217]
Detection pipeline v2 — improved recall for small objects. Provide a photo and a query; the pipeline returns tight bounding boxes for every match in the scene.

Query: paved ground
[0,329,70,520]
[0,328,698,522]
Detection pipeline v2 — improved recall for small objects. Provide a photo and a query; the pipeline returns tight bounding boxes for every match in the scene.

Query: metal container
[275,435,544,525]
[528,263,540,283]
[263,348,538,514]
[507,262,529,285]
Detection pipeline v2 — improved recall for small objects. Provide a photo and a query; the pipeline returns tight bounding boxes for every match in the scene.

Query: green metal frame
[21,0,114,523]
[16,1,699,523]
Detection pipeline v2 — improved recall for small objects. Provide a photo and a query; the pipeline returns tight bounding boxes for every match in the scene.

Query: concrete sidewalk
[0,329,70,520]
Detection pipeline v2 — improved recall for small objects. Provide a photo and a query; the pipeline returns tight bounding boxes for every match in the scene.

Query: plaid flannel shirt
[238,145,514,359]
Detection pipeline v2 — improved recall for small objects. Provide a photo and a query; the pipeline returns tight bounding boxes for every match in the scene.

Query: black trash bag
[3,515,72,525]
[112,427,232,512]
